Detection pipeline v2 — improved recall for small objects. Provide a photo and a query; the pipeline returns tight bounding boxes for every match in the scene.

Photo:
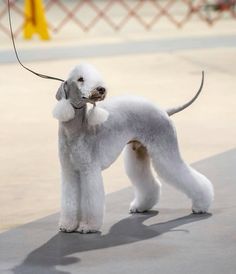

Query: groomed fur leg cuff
[87,106,109,126]
[52,99,75,122]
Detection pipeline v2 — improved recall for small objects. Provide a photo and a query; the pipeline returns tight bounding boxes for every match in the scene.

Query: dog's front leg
[78,165,105,234]
[59,169,80,233]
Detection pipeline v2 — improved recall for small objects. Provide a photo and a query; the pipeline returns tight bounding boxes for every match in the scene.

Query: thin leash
[7,1,97,108]
[7,0,65,83]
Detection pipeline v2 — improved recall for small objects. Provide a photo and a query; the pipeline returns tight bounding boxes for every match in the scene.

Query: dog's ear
[55,81,82,102]
[68,81,82,102]
[55,83,64,101]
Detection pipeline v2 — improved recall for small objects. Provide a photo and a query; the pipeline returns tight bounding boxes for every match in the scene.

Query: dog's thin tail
[167,71,204,116]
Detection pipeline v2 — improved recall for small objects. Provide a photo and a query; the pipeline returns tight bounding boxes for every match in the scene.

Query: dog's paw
[129,197,158,214]
[129,201,148,214]
[78,222,101,234]
[191,176,214,214]
[192,199,212,214]
[191,202,210,214]
[59,217,79,233]
[129,207,146,214]
[192,209,207,214]
[192,190,213,214]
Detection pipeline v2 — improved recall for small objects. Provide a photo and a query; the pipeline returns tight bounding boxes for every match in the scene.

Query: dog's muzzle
[88,86,106,103]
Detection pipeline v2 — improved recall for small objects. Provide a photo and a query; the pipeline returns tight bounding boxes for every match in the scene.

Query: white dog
[53,64,214,233]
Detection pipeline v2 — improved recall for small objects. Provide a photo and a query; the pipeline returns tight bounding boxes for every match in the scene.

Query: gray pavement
[1,34,236,63]
[0,148,236,274]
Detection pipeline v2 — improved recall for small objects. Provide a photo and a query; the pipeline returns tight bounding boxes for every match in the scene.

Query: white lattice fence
[1,0,235,38]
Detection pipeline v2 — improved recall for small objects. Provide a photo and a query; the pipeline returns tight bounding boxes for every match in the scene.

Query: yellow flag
[24,0,50,40]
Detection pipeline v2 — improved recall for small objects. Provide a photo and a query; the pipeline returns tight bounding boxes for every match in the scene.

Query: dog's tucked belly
[97,98,170,170]
[99,137,130,170]
[97,100,170,169]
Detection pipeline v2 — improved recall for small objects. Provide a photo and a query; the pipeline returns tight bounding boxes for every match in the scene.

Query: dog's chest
[62,137,94,170]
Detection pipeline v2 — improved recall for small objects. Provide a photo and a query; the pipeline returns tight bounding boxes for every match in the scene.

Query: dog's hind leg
[124,141,161,213]
[148,119,214,213]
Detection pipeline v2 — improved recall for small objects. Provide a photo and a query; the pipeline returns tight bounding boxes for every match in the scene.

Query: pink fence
[1,0,236,37]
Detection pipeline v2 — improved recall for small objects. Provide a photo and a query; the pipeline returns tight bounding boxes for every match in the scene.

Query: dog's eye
[78,77,84,82]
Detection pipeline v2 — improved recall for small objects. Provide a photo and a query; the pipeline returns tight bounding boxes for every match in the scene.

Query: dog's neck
[59,105,87,138]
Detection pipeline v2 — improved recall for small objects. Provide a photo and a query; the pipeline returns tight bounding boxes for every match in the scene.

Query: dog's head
[56,64,107,108]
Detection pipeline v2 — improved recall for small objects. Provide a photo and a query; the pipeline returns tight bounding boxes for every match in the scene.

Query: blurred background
[0,0,235,232]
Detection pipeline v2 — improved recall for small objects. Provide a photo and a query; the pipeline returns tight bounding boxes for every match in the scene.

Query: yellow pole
[23,0,50,40]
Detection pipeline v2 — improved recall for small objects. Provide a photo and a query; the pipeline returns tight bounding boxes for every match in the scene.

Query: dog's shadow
[12,211,211,274]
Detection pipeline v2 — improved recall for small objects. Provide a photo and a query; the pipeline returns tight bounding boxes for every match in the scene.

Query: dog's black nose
[97,87,106,95]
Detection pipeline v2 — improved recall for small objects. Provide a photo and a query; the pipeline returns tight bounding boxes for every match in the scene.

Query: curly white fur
[52,98,75,122]
[54,64,214,234]
[87,106,109,126]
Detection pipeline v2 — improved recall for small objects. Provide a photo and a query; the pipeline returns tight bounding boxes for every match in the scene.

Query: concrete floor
[0,149,236,274]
